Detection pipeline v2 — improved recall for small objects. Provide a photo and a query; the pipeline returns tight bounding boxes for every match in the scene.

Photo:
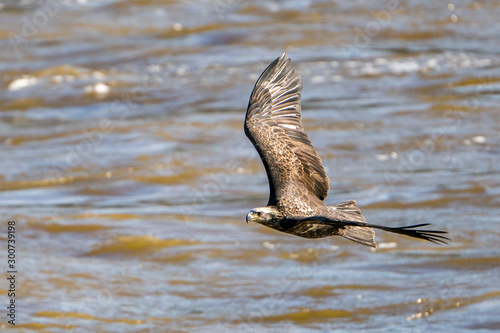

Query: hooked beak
[246,210,257,224]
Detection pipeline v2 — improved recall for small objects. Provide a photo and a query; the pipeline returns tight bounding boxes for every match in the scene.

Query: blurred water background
[1,0,499,332]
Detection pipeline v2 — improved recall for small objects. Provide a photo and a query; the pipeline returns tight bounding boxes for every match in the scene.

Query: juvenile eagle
[244,53,448,248]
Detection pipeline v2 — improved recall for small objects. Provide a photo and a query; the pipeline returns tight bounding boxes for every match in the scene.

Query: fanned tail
[320,200,450,248]
[330,200,376,248]
[341,226,377,248]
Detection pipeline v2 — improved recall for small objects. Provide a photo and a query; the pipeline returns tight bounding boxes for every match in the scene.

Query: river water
[1,0,499,332]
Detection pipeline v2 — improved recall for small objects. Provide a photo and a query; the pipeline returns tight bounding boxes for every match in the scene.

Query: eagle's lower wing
[244,53,330,205]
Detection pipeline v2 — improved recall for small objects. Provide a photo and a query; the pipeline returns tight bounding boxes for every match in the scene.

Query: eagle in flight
[244,53,449,248]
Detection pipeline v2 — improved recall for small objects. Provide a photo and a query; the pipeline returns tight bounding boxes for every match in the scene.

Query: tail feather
[341,226,376,248]
[329,200,376,248]
[308,201,449,247]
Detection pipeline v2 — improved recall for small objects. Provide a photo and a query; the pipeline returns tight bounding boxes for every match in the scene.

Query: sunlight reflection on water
[1,0,499,331]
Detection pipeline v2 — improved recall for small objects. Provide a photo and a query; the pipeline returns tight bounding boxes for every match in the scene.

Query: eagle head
[246,207,284,228]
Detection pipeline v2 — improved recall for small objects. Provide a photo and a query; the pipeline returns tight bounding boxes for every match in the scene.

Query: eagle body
[244,53,448,247]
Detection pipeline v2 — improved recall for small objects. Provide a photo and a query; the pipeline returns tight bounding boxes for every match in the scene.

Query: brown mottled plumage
[245,53,449,247]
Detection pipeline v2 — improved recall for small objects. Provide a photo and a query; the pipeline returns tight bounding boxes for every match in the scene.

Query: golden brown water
[1,1,500,332]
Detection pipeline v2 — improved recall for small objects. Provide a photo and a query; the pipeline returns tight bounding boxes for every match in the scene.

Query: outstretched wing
[245,53,329,206]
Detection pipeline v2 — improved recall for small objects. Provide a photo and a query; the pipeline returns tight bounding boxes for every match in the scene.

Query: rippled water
[1,0,500,332]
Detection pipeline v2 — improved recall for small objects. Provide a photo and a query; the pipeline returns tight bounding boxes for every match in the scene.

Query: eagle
[244,53,449,248]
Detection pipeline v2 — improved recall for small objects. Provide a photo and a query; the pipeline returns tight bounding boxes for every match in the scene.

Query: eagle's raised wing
[245,53,329,206]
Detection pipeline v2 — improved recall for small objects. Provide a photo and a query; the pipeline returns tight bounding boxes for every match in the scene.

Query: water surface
[1,1,499,332]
